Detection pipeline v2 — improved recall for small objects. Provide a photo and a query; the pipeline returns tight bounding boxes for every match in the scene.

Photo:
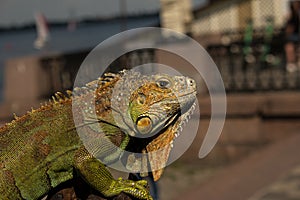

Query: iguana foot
[104,178,153,200]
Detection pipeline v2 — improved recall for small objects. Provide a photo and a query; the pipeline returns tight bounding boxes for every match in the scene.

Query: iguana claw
[104,178,153,200]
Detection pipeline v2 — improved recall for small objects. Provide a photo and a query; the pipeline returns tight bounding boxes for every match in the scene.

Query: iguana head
[128,74,196,137]
[110,70,197,180]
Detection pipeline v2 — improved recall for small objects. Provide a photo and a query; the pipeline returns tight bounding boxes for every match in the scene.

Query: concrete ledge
[198,92,300,117]
[181,92,300,165]
[261,92,300,116]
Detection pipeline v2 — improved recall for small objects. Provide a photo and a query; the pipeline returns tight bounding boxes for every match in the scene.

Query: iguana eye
[156,78,171,89]
[136,116,152,134]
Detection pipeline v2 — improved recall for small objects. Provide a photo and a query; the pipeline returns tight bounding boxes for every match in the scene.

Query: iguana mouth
[161,112,180,133]
[149,100,196,148]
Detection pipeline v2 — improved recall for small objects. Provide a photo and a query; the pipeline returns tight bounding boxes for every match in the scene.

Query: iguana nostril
[187,78,195,87]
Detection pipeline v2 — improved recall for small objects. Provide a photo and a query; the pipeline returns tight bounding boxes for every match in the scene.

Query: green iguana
[0,70,197,200]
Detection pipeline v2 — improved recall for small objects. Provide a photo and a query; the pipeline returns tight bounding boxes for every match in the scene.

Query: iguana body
[0,70,197,200]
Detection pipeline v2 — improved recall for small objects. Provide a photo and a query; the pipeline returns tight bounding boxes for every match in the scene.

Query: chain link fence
[193,0,300,92]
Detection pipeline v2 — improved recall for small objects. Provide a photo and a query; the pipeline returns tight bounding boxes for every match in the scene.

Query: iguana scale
[0,70,197,200]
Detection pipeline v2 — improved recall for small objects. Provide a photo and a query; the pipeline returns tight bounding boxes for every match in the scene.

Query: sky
[0,0,207,27]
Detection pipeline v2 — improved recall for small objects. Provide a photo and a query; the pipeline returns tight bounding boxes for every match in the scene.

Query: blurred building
[191,0,289,37]
[160,0,193,35]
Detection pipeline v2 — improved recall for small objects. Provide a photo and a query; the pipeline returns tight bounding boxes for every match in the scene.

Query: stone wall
[179,92,300,165]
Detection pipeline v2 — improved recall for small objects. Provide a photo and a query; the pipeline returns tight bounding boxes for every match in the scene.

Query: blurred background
[1,0,300,200]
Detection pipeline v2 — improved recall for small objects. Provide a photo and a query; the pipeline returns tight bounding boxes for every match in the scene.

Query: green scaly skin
[0,70,197,200]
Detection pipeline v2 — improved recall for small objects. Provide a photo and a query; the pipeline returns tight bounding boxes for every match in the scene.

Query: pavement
[176,133,300,200]
[249,165,300,200]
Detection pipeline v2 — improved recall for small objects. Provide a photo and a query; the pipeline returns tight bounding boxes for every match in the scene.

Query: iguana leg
[74,147,153,200]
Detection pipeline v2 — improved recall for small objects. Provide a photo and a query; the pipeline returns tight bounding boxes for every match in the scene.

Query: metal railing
[208,46,300,92]
[207,28,300,92]
[39,34,300,95]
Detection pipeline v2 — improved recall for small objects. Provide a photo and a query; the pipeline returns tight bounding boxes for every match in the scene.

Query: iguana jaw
[145,100,196,181]
[147,91,196,137]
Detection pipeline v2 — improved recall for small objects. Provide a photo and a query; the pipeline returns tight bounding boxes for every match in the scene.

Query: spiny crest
[50,91,73,104]
[13,113,19,120]
[99,72,122,84]
[51,92,65,103]
[49,72,118,104]
[71,71,123,98]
